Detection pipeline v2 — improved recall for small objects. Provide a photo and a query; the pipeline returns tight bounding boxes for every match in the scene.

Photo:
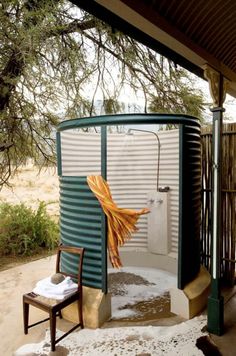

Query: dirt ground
[0,164,59,219]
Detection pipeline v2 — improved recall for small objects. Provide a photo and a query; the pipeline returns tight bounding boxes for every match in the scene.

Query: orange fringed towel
[87,175,150,268]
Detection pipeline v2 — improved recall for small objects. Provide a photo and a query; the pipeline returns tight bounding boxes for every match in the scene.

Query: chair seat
[23,290,80,309]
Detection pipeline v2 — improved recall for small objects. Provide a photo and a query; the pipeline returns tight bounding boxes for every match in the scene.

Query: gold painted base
[170,266,211,319]
[62,286,111,329]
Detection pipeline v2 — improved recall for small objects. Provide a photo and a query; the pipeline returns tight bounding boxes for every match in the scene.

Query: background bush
[0,202,59,256]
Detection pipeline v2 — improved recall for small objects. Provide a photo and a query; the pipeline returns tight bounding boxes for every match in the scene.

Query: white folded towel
[33,275,78,300]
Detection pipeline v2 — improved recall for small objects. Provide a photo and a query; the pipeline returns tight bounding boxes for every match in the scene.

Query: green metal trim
[56,131,62,176]
[101,126,107,179]
[57,114,200,132]
[211,107,224,282]
[207,106,225,335]
[70,0,204,80]
[101,126,107,293]
[178,124,184,289]
[207,292,224,335]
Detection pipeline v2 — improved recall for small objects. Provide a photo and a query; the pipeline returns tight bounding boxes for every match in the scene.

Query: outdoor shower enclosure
[57,114,201,292]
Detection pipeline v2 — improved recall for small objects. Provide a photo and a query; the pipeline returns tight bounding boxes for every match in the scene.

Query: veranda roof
[72,0,236,97]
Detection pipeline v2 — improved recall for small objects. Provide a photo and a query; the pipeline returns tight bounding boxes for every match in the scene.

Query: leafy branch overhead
[0,0,205,185]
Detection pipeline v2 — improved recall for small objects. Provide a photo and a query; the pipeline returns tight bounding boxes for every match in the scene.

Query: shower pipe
[127,128,161,191]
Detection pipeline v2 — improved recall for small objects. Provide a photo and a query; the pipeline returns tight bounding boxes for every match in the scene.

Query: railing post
[207,106,225,335]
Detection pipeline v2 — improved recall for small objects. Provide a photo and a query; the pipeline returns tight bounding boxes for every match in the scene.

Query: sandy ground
[0,256,57,355]
[0,164,59,218]
[15,318,208,356]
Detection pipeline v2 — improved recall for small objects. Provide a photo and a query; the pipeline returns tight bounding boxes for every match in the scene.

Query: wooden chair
[23,245,84,351]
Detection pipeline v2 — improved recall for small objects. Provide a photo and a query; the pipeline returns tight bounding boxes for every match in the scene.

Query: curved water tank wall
[57,114,201,290]
[59,176,104,289]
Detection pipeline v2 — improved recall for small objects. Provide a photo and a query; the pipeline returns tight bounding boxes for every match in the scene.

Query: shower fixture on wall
[126,128,161,191]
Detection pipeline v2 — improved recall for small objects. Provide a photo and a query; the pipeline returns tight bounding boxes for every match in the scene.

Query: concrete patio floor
[0,256,235,355]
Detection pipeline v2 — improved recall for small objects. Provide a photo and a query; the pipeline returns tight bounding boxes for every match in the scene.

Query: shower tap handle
[147,198,155,204]
[147,198,163,205]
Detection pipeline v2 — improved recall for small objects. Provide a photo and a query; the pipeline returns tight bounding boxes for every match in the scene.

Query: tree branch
[43,19,96,39]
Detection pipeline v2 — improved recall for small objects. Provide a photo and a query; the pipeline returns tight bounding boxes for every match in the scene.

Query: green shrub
[0,202,59,256]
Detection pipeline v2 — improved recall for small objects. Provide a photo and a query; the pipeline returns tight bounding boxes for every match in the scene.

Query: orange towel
[87,175,149,268]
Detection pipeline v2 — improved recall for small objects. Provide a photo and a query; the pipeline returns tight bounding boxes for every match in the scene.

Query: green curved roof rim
[57,113,200,132]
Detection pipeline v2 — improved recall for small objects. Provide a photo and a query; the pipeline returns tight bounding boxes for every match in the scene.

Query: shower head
[124,128,161,191]
[126,129,134,135]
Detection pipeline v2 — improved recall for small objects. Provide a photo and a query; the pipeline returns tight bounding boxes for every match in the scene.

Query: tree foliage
[0,0,205,185]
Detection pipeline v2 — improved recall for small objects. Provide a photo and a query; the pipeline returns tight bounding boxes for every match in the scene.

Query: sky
[84,71,236,124]
[119,76,236,123]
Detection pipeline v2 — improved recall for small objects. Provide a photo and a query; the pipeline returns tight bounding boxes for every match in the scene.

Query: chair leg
[50,311,57,352]
[78,300,83,329]
[23,301,29,335]
[58,310,63,319]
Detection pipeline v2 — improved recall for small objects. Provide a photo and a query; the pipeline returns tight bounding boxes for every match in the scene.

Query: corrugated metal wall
[60,128,179,256]
[59,176,104,289]
[178,123,201,288]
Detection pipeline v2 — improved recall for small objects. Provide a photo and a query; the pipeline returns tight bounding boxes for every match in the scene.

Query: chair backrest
[55,245,84,289]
